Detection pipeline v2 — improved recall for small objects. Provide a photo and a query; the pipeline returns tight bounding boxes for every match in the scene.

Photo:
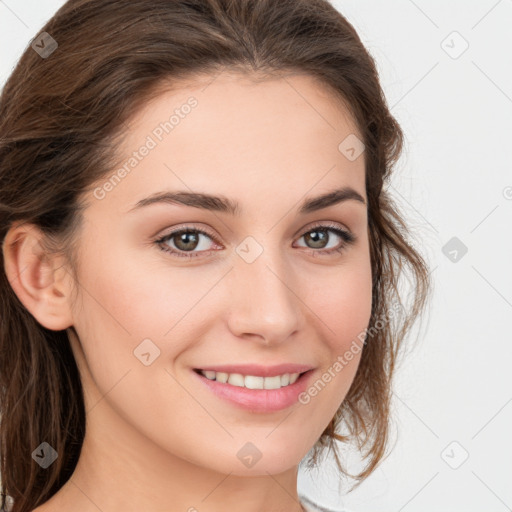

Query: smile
[196,369,303,389]
[192,368,314,413]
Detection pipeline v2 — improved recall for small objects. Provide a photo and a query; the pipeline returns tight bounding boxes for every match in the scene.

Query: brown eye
[154,223,356,260]
[295,223,355,256]
[155,227,218,259]
[303,228,330,249]
[173,230,201,251]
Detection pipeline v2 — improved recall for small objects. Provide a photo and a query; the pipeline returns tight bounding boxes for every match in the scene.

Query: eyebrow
[127,186,366,215]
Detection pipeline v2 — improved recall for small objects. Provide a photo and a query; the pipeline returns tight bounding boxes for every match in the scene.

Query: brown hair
[0,0,431,510]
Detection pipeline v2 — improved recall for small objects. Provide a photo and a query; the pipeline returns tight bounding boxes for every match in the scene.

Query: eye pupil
[175,231,199,251]
[305,229,327,248]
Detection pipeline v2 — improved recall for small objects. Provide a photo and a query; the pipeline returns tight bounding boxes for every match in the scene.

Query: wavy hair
[0,0,431,510]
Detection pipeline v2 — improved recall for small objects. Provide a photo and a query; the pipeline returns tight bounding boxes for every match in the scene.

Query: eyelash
[154,222,356,260]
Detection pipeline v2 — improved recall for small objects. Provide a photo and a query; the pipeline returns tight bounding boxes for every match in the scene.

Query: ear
[2,221,75,331]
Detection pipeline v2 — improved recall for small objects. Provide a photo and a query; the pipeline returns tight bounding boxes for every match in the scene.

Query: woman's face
[69,71,372,476]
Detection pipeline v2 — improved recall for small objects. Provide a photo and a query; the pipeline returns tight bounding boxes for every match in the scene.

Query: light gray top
[299,493,353,512]
[1,493,353,512]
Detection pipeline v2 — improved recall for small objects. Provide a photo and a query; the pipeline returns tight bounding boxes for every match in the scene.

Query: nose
[226,247,301,345]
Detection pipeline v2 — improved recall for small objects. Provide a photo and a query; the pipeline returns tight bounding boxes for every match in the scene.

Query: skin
[3,71,372,512]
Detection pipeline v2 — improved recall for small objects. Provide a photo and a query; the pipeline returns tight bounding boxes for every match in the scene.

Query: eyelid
[156,220,352,242]
[298,219,351,237]
[296,220,356,247]
[155,223,220,245]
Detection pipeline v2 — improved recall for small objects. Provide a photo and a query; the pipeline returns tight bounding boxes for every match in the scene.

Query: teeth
[200,370,301,389]
[227,373,244,387]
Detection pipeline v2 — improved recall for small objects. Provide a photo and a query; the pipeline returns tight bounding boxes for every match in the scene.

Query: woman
[0,1,431,511]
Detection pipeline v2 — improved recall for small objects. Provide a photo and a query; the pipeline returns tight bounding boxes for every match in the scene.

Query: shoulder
[299,493,354,512]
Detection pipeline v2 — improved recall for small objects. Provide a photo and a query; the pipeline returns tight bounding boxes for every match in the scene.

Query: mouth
[191,367,315,413]
[192,368,311,390]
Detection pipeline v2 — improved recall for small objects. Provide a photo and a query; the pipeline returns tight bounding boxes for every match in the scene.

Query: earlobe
[2,221,75,331]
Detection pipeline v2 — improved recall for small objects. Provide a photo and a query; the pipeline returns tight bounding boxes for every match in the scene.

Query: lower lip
[192,369,314,413]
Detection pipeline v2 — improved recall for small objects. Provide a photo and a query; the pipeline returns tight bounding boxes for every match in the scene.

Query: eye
[154,225,219,259]
[294,221,356,257]
[154,222,356,259]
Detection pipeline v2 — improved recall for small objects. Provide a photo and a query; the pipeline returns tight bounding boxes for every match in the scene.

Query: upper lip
[194,363,314,377]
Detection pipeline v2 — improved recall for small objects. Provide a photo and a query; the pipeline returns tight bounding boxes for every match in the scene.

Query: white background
[1,1,511,511]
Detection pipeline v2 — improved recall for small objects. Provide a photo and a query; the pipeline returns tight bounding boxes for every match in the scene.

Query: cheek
[69,247,206,444]
[308,258,373,350]
[71,238,219,388]
[299,258,372,411]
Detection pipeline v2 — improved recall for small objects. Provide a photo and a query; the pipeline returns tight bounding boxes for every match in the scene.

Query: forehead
[124,70,361,147]
[87,71,366,215]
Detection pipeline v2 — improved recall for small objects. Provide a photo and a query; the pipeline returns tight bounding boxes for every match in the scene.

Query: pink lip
[194,363,314,377]
[191,367,315,413]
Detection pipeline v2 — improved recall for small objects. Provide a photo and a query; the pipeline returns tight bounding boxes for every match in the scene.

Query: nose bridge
[227,237,300,342]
